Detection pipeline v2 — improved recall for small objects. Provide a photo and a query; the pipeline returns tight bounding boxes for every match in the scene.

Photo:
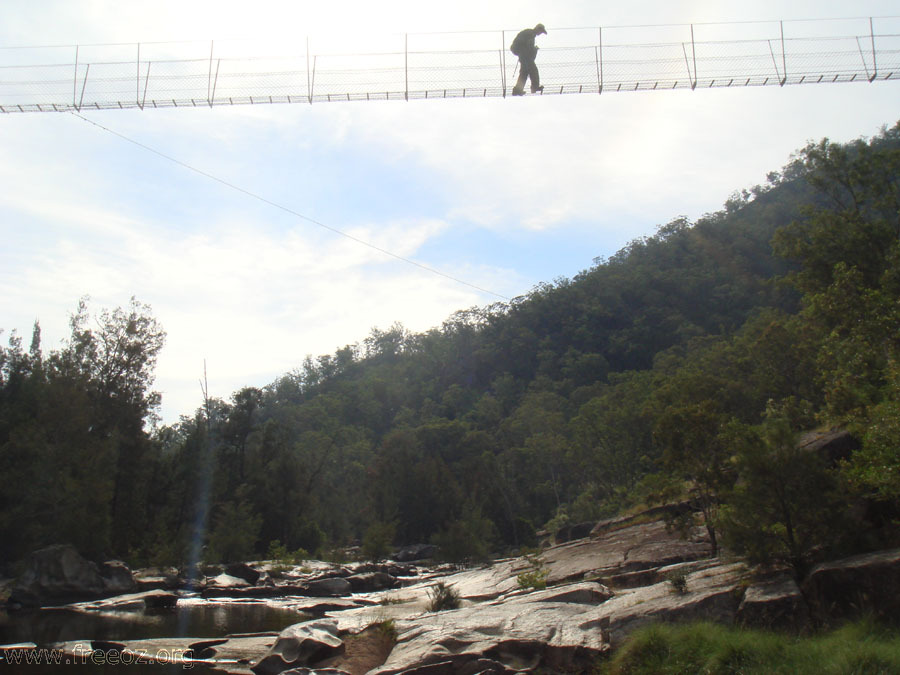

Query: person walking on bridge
[510,23,547,96]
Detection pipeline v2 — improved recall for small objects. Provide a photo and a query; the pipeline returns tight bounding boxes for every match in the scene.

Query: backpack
[510,31,530,57]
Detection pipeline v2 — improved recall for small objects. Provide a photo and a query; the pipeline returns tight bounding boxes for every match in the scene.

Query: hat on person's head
[535,23,547,34]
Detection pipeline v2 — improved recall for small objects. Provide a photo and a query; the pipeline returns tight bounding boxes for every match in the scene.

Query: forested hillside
[2,122,898,574]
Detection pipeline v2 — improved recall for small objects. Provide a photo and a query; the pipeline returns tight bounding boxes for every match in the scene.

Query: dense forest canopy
[2,122,898,574]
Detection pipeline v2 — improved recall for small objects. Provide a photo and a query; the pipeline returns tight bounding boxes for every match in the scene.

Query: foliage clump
[516,553,550,591]
[665,569,688,595]
[266,539,310,564]
[427,581,461,612]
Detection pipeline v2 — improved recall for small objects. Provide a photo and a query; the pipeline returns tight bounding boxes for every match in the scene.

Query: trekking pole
[510,61,519,94]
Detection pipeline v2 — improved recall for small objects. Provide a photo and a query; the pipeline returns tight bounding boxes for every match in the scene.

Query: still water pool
[0,600,304,673]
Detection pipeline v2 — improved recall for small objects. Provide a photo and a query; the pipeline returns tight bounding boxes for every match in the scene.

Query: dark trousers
[515,57,540,93]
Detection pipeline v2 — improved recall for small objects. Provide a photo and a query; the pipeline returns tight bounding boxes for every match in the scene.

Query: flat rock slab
[280,596,375,615]
[369,588,613,675]
[67,590,180,612]
[56,634,277,673]
[542,520,711,586]
[593,561,746,648]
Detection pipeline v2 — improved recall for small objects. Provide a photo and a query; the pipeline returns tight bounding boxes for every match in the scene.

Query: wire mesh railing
[0,17,897,112]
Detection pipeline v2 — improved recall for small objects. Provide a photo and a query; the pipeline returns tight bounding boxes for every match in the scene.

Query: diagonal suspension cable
[70,111,510,301]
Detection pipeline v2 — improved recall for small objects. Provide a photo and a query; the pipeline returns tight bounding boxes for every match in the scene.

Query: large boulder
[209,573,251,588]
[346,572,398,593]
[394,545,437,563]
[225,562,262,585]
[251,620,345,674]
[354,562,416,577]
[304,577,353,597]
[801,548,900,622]
[99,560,135,595]
[8,545,132,607]
[797,428,860,466]
[132,566,180,591]
[736,575,809,631]
[553,521,596,544]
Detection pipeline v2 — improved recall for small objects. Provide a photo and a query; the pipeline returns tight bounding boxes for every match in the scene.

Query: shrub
[266,540,309,564]
[517,554,550,591]
[428,581,461,612]
[267,539,289,561]
[375,618,397,642]
[666,570,688,595]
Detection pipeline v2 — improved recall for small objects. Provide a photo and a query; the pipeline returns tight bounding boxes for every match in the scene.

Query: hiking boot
[532,85,544,93]
[512,86,524,96]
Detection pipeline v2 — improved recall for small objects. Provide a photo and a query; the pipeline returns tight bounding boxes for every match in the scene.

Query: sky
[1,0,898,424]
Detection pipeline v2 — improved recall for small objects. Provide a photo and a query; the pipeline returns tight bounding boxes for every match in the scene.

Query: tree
[772,125,900,297]
[432,502,496,565]
[61,296,166,420]
[844,363,900,503]
[719,404,846,577]
[0,299,167,564]
[362,520,396,561]
[654,401,734,556]
[207,498,262,563]
[571,371,655,504]
[52,297,167,554]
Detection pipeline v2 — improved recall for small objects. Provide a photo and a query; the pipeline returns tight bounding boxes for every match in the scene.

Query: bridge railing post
[142,62,151,109]
[73,45,79,108]
[501,30,507,97]
[207,40,214,104]
[780,21,786,85]
[692,25,698,88]
[306,37,313,104]
[870,17,878,80]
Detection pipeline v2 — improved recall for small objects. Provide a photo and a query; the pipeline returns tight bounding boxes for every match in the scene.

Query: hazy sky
[1,0,898,423]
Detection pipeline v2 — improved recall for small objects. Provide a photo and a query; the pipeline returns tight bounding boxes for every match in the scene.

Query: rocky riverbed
[3,509,899,674]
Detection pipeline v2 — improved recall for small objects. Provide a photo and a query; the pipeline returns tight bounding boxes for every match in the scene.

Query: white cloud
[0,177,489,421]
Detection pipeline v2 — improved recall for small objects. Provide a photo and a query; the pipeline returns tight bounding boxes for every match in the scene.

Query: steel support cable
[1,17,897,113]
[69,111,510,301]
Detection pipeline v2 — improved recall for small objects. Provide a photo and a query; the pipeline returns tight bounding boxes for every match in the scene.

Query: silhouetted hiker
[510,23,547,96]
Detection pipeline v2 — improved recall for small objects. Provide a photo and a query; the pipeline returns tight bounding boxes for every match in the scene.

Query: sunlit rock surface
[16,514,900,674]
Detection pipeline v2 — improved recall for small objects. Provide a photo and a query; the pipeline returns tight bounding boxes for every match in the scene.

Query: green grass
[600,619,900,675]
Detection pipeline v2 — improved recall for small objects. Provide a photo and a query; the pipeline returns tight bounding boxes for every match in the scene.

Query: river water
[0,600,304,673]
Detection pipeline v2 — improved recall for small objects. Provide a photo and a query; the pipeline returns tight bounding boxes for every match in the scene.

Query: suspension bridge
[1,16,898,113]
